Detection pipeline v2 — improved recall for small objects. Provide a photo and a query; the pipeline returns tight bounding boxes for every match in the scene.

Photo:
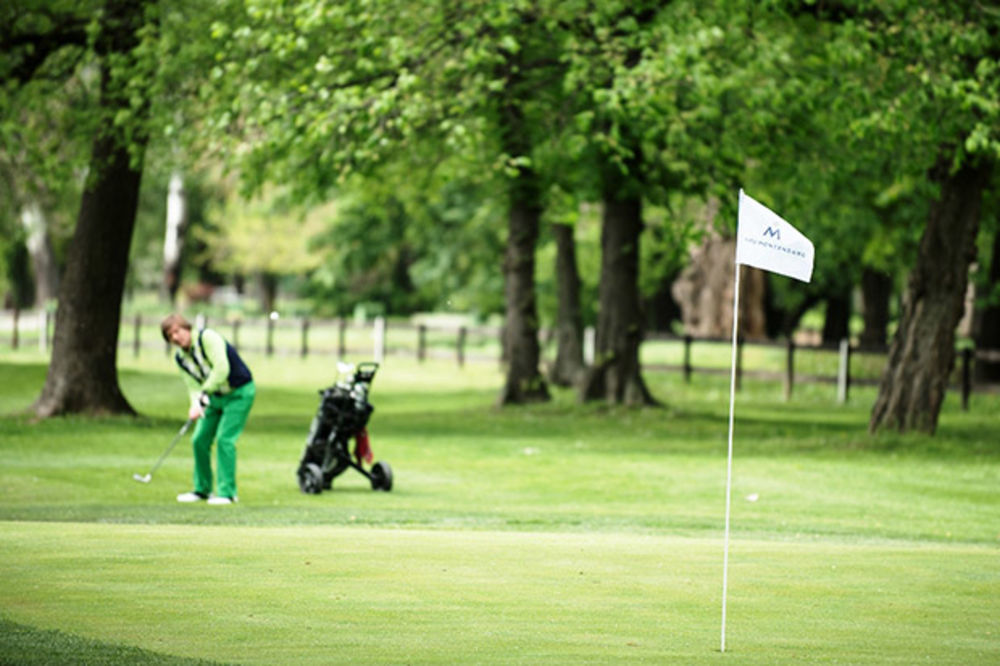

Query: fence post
[457,326,467,367]
[373,316,386,363]
[301,317,310,357]
[133,314,141,357]
[784,339,795,401]
[837,338,851,404]
[683,335,693,383]
[417,324,427,362]
[583,326,595,366]
[961,347,973,411]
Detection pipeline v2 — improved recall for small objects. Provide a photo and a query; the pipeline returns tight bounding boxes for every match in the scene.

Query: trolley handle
[354,361,379,383]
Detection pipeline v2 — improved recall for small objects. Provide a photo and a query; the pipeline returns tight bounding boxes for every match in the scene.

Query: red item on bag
[354,428,373,464]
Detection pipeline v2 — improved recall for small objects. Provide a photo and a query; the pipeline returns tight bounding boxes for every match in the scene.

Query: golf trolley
[296,361,393,494]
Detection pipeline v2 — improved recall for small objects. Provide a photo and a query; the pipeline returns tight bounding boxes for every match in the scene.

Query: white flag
[736,189,814,283]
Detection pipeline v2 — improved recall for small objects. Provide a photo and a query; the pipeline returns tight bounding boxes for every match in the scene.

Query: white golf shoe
[177,491,208,503]
[207,496,237,505]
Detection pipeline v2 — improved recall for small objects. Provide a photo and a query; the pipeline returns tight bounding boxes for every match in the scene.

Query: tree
[563,3,653,405]
[972,219,1000,383]
[0,2,92,311]
[197,0,564,404]
[579,149,657,404]
[566,1,755,405]
[854,2,1000,434]
[548,222,585,386]
[742,1,998,432]
[2,0,158,417]
[859,266,892,350]
[491,8,556,405]
[18,202,61,307]
[198,185,328,312]
[162,171,187,303]
[871,158,992,433]
[36,0,157,417]
[305,170,507,318]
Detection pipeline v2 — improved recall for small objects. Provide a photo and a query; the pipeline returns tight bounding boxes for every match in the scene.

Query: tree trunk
[869,158,991,434]
[498,185,550,404]
[642,219,683,332]
[672,237,769,340]
[859,267,892,350]
[162,171,187,304]
[548,222,585,387]
[20,201,61,308]
[973,228,1000,383]
[578,169,657,406]
[33,0,149,418]
[821,288,850,346]
[495,44,549,406]
[257,271,278,313]
[643,273,681,332]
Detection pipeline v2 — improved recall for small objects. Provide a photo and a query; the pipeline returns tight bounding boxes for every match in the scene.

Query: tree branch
[0,17,89,85]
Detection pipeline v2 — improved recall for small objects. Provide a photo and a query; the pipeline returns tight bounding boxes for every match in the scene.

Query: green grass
[1,350,999,664]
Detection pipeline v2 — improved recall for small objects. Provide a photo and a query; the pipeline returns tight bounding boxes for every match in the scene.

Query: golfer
[161,313,255,505]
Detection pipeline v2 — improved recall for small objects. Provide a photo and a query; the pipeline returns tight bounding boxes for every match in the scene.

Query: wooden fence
[3,308,998,407]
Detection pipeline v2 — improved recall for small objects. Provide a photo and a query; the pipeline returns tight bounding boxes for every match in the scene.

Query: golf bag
[296,361,393,494]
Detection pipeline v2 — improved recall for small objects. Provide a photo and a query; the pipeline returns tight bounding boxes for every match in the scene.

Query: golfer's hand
[188,394,208,420]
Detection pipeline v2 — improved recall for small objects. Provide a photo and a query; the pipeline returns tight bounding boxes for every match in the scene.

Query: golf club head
[132,473,152,484]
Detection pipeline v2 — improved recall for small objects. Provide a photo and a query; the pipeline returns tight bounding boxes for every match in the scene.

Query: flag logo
[736,189,814,283]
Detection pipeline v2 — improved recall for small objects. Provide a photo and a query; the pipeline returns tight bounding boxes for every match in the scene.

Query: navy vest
[174,329,252,394]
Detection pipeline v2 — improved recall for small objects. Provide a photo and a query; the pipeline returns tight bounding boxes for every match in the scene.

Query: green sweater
[174,328,253,406]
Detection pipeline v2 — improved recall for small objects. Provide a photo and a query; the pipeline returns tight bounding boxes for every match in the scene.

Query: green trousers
[191,381,256,498]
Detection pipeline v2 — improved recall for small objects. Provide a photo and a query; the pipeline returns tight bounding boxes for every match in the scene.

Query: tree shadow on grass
[6,361,996,461]
[0,616,230,665]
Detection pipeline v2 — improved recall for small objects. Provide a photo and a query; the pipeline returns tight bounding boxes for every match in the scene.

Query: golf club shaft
[143,418,194,478]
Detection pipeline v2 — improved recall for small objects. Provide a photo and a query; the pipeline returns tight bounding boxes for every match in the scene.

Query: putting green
[2,521,997,664]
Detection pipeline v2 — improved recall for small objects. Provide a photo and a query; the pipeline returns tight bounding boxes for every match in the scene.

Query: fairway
[1,353,999,664]
[2,522,997,665]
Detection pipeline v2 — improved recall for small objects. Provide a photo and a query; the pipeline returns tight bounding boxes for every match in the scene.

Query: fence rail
[3,308,998,407]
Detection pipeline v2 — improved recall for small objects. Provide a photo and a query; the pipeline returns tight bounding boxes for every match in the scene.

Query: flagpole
[721,257,741,653]
[720,189,813,653]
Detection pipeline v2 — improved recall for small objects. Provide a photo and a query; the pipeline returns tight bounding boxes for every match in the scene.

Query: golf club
[132,417,194,483]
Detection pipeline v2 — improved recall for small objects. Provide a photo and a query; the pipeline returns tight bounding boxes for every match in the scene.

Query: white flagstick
[721,257,742,653]
[721,190,813,652]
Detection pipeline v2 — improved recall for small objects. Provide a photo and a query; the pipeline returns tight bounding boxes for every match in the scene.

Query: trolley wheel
[298,463,324,494]
[370,461,393,491]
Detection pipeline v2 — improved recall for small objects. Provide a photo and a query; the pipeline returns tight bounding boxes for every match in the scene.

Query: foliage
[843,1,1000,168]
[305,172,506,317]
[0,232,30,307]
[0,2,101,305]
[0,1,98,186]
[126,165,227,294]
[3,0,996,360]
[196,184,328,280]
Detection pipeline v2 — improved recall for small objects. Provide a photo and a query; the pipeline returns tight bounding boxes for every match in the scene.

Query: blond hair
[160,313,192,342]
